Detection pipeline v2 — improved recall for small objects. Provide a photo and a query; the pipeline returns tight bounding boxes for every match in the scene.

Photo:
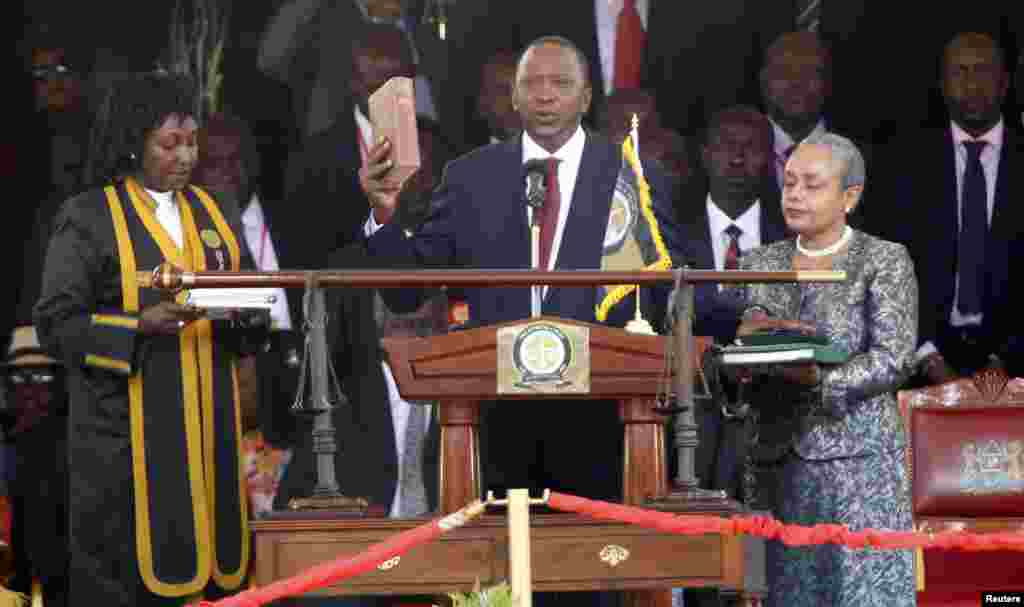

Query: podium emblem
[498,321,590,394]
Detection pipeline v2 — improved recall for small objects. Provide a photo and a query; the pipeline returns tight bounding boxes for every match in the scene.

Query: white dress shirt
[380,361,432,518]
[241,194,293,330]
[771,118,826,189]
[594,0,650,95]
[146,187,184,249]
[917,119,1004,364]
[355,105,374,162]
[365,125,588,316]
[706,196,762,270]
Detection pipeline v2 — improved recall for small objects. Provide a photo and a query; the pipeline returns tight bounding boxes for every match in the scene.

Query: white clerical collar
[706,194,761,239]
[771,117,826,157]
[951,117,1004,149]
[144,187,176,210]
[521,125,586,164]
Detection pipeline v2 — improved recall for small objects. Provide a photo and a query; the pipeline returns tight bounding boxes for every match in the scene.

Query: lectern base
[646,485,745,514]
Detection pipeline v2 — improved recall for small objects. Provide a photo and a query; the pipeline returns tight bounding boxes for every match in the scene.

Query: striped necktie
[724,224,743,270]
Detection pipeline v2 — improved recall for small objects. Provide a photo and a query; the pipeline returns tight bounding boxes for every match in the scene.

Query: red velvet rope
[547,492,1024,552]
[192,501,485,607]
[192,494,1024,607]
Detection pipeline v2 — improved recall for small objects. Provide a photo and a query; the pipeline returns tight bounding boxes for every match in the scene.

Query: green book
[720,332,848,366]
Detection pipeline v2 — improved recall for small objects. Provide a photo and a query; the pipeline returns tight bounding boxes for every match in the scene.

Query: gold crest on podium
[497,321,590,395]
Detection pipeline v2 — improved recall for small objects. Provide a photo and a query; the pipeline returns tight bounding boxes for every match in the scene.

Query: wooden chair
[897,367,1024,606]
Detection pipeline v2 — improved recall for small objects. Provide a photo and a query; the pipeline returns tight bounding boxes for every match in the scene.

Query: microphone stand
[524,160,547,318]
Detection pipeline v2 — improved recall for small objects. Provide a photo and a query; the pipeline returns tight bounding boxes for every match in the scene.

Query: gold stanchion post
[487,489,550,607]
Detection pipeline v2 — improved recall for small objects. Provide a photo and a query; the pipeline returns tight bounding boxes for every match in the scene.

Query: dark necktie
[613,0,645,90]
[957,140,988,316]
[538,157,562,270]
[724,224,743,270]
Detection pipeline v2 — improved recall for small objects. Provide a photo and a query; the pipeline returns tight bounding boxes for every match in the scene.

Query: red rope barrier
[191,492,1024,607]
[547,492,1024,552]
[192,500,487,607]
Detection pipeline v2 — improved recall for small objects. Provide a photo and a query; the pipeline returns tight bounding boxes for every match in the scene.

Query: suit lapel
[684,208,716,269]
[991,127,1017,235]
[554,133,618,272]
[546,134,619,308]
[760,192,788,245]
[500,137,530,269]
[940,130,960,282]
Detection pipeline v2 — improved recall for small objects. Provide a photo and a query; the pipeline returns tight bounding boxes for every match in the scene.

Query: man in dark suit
[659,105,787,607]
[662,105,787,344]
[759,31,877,234]
[359,35,672,607]
[281,23,416,274]
[886,32,1024,384]
[258,0,443,138]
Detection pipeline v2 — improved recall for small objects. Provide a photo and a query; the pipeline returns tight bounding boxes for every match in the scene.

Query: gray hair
[800,132,866,190]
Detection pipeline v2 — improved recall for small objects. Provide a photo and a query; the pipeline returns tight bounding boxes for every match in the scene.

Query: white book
[185,288,278,310]
[720,348,817,366]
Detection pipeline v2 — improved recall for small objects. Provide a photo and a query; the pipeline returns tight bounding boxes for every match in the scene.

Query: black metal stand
[288,277,368,514]
[648,272,742,513]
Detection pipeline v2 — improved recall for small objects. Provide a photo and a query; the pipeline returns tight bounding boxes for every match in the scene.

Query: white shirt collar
[771,117,827,157]
[354,105,374,148]
[951,118,1004,149]
[521,125,586,164]
[144,187,176,210]
[706,194,761,240]
[595,0,650,26]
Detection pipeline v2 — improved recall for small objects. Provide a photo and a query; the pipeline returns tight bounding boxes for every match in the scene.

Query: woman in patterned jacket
[729,132,917,606]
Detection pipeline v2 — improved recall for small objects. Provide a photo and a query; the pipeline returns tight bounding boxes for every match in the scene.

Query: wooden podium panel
[252,514,749,596]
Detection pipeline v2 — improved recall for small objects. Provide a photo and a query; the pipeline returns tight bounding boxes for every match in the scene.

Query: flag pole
[625,113,656,335]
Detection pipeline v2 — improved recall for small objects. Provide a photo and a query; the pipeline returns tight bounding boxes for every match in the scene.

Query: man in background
[2,327,68,607]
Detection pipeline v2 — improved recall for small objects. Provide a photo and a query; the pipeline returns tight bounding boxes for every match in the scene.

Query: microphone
[523,158,548,212]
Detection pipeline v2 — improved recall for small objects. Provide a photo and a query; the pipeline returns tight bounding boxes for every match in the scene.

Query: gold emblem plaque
[497,321,590,395]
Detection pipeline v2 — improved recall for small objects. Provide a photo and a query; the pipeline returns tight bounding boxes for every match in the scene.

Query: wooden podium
[144,265,841,605]
[251,317,765,605]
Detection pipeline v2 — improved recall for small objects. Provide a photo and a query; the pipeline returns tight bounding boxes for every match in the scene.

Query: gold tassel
[0,583,29,607]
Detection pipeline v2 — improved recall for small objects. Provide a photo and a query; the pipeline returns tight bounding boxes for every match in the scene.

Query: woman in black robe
[34,71,256,607]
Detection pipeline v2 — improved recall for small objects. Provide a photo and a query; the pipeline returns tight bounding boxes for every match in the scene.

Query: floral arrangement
[447,581,514,607]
